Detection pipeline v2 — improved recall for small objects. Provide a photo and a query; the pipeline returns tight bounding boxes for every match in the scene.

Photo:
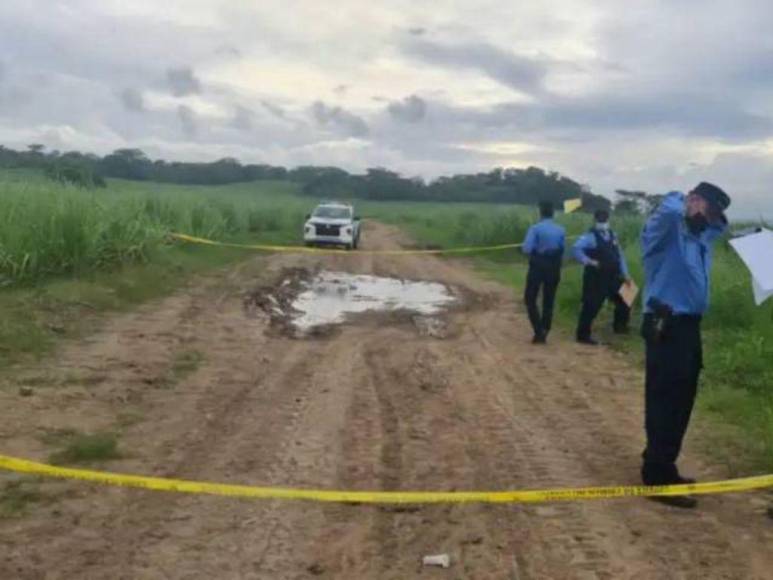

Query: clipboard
[618,280,640,308]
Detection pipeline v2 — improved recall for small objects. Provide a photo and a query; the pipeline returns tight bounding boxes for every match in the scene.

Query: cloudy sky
[1,0,772,217]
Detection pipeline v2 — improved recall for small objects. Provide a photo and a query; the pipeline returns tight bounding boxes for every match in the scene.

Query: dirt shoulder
[1,221,771,580]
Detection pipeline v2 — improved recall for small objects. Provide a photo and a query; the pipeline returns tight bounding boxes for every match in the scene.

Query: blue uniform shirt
[641,192,727,315]
[522,218,566,256]
[572,228,630,278]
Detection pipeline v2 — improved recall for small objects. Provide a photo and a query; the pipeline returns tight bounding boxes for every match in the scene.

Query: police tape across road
[170,232,527,255]
[1,454,772,504]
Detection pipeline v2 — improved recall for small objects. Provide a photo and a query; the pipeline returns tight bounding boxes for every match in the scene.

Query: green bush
[45,162,106,189]
[49,432,121,464]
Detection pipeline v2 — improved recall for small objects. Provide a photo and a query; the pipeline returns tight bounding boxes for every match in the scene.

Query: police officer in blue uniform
[522,201,566,344]
[640,182,730,509]
[573,210,632,345]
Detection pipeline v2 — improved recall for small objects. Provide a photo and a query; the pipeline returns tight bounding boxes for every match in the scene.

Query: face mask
[686,213,708,235]
[595,222,610,231]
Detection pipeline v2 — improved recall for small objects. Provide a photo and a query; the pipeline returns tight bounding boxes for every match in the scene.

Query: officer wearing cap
[522,201,566,344]
[573,209,633,345]
[640,182,730,509]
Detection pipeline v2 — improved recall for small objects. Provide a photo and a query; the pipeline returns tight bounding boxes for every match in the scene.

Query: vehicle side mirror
[305,214,311,220]
[354,216,361,221]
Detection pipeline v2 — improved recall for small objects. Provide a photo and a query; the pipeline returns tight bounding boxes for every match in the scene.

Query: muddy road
[1,222,772,580]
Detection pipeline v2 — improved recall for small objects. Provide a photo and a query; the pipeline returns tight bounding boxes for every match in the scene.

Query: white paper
[753,277,773,306]
[729,229,773,305]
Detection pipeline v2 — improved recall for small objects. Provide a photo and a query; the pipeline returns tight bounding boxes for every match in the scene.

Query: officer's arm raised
[642,192,684,250]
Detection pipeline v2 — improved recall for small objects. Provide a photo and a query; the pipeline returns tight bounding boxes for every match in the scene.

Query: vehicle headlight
[345,227,352,234]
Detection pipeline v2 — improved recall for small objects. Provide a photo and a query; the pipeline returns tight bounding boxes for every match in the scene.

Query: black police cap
[539,201,554,216]
[693,182,731,214]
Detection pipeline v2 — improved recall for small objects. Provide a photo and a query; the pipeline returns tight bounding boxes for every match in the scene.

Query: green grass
[0,172,307,369]
[146,348,206,389]
[47,431,121,465]
[171,349,204,379]
[0,173,305,285]
[0,480,43,518]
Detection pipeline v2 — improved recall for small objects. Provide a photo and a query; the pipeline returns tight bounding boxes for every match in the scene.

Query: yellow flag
[564,198,583,214]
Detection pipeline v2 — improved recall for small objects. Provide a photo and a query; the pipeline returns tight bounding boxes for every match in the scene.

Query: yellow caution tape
[1,454,771,504]
[170,233,525,255]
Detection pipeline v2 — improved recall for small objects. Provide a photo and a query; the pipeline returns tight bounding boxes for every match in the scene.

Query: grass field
[0,171,308,366]
[1,171,771,472]
[0,170,306,284]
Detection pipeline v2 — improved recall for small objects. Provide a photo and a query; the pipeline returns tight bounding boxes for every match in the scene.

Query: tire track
[463,307,770,579]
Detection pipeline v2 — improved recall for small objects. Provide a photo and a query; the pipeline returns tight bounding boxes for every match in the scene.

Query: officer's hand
[588,259,600,268]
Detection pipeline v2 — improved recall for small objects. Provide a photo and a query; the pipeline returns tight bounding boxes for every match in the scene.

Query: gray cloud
[261,100,287,119]
[177,105,198,139]
[387,95,427,123]
[402,38,549,95]
[215,45,242,58]
[167,67,201,97]
[231,105,254,131]
[418,89,773,142]
[119,88,144,112]
[0,4,220,91]
[1,1,773,216]
[539,93,773,140]
[310,101,369,137]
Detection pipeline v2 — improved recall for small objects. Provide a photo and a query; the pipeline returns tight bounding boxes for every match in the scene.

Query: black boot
[642,463,698,509]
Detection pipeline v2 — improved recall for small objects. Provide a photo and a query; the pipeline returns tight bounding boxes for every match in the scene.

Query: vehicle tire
[345,243,353,251]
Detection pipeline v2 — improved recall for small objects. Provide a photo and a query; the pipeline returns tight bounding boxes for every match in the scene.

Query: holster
[642,299,674,343]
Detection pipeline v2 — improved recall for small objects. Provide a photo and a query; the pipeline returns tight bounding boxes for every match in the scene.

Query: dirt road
[1,222,772,580]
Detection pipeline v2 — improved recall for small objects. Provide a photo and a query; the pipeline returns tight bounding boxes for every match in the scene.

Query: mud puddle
[246,269,458,337]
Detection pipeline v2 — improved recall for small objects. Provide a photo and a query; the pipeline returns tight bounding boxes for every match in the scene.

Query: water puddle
[290,271,457,331]
[246,269,458,336]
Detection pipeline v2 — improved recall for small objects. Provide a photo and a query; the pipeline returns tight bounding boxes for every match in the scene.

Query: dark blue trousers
[641,314,703,485]
[524,257,561,338]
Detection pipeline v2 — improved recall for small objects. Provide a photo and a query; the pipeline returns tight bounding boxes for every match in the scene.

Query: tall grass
[0,176,305,285]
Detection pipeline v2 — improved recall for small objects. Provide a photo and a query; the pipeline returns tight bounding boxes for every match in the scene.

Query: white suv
[303,202,361,250]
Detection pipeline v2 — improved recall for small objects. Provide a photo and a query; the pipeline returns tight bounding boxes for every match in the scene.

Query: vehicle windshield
[313,206,351,219]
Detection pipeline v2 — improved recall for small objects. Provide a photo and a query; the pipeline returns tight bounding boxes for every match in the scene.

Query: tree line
[300,166,610,210]
[0,144,611,210]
